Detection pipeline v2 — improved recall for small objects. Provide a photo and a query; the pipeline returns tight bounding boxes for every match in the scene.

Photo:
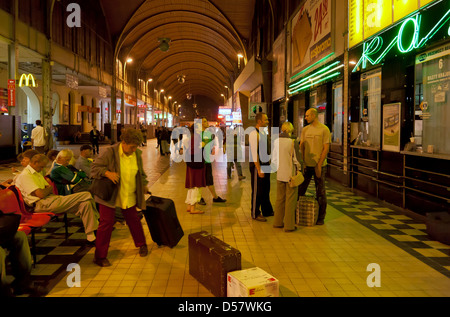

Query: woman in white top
[271,122,301,232]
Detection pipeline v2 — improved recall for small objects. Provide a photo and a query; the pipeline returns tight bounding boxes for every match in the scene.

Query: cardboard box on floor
[227,267,279,297]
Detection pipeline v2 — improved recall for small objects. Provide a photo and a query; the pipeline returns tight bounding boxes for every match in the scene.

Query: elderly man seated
[74,144,93,177]
[15,154,99,243]
[50,149,91,195]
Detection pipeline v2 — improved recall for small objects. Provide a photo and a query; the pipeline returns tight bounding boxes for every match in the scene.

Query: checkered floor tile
[324,185,450,278]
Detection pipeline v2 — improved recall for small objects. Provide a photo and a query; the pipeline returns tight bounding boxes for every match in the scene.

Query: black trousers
[298,166,327,221]
[91,140,99,154]
[250,163,273,219]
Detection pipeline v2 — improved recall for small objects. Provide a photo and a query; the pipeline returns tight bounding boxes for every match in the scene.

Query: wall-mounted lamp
[237,53,244,69]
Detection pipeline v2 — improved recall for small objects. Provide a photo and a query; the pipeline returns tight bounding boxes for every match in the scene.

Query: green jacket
[50,163,87,196]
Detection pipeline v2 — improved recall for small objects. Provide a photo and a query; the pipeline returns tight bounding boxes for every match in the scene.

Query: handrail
[372,170,403,179]
[404,176,450,190]
[405,186,450,203]
[405,166,450,178]
[351,156,378,164]
[372,178,403,189]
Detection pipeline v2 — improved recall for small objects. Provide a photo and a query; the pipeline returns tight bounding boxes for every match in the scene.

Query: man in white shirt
[248,112,274,222]
[15,154,99,242]
[298,108,331,225]
[31,120,46,154]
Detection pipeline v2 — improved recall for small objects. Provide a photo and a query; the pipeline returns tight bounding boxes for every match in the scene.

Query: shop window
[414,45,450,155]
[310,86,327,124]
[332,82,343,144]
[358,68,382,148]
[413,83,423,145]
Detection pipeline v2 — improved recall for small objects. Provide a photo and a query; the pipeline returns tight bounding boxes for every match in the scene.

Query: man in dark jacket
[90,126,100,155]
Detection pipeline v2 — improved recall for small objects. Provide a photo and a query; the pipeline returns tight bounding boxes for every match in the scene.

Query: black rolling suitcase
[189,231,241,297]
[143,195,184,248]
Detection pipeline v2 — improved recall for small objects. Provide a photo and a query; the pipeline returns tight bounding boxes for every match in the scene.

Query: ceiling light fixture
[158,38,171,52]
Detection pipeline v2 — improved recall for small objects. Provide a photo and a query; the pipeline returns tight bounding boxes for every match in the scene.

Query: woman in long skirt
[183,125,205,214]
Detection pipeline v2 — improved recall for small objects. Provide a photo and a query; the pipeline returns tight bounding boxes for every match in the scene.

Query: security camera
[177,74,186,84]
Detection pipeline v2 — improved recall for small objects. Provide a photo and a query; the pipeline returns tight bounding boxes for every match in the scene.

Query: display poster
[272,30,286,101]
[291,0,332,76]
[63,104,69,123]
[382,102,401,152]
[0,88,8,112]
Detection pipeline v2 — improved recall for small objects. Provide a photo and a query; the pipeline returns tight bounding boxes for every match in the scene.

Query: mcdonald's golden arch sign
[19,73,37,87]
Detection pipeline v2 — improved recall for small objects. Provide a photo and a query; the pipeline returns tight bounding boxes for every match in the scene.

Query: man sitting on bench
[15,154,99,243]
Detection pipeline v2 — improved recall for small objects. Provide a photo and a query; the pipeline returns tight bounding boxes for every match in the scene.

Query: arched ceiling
[100,0,256,106]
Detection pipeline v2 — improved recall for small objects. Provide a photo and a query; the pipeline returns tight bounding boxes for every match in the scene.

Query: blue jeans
[298,166,327,221]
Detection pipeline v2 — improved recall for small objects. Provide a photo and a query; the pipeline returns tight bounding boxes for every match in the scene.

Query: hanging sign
[7,79,15,107]
[248,102,267,120]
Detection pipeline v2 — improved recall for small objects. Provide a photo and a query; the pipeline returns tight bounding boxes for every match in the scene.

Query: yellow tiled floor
[43,140,450,298]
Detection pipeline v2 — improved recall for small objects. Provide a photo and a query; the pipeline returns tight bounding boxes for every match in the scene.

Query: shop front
[348,0,450,214]
[287,0,347,185]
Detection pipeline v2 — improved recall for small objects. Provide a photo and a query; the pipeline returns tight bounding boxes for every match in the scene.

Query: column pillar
[110,60,117,143]
[41,58,53,150]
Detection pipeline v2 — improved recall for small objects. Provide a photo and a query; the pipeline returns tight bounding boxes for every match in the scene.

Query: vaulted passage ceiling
[100,0,255,106]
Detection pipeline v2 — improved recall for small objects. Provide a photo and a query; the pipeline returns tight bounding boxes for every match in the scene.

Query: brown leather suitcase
[189,231,241,297]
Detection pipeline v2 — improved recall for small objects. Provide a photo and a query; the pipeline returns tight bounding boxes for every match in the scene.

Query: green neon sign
[289,61,341,89]
[289,71,341,95]
[352,9,450,72]
[290,52,335,81]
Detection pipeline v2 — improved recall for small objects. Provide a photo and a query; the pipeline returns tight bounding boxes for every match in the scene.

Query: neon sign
[18,73,37,87]
[352,9,450,72]
[289,61,344,94]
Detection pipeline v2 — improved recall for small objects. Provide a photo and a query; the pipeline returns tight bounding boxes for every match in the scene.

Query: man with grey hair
[15,154,99,243]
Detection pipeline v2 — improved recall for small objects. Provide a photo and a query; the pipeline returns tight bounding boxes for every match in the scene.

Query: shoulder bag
[289,142,304,187]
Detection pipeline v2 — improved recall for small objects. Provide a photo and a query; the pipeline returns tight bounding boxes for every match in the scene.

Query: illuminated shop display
[352,7,450,72]
[349,0,440,48]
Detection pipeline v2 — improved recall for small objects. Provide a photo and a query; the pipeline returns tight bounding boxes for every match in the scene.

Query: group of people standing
[171,108,330,229]
[182,118,227,214]
[249,108,330,231]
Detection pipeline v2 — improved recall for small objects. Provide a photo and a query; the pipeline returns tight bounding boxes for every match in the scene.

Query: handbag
[89,177,117,201]
[289,143,304,187]
[289,168,304,187]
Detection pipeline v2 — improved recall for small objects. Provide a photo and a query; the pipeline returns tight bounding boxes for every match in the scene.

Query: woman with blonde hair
[271,121,301,232]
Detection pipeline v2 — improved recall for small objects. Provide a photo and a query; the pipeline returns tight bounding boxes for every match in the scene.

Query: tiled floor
[2,139,450,297]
